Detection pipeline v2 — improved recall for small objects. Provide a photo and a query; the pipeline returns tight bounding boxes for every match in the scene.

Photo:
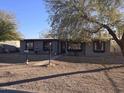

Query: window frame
[67,42,83,51]
[43,41,52,51]
[93,40,105,53]
[25,41,34,51]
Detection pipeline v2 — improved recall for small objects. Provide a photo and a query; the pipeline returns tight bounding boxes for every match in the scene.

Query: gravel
[0,56,124,93]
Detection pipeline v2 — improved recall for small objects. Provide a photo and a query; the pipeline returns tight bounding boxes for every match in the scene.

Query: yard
[0,54,124,93]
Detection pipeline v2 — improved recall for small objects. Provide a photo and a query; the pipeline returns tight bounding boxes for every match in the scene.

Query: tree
[39,29,57,39]
[0,10,21,41]
[44,0,124,56]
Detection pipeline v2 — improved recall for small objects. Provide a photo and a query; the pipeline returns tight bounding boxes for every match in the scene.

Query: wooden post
[49,42,52,65]
[24,50,29,65]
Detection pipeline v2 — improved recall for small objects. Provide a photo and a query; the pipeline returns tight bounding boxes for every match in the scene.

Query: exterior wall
[0,47,2,53]
[36,40,59,55]
[85,40,110,56]
[66,43,86,56]
[66,51,84,56]
[52,41,58,55]
[20,39,111,57]
[20,40,25,53]
[0,40,20,53]
[34,41,43,54]
[20,40,44,54]
[110,40,121,55]
[58,41,62,54]
[20,40,60,55]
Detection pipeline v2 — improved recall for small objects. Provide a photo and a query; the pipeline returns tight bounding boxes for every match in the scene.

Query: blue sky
[0,0,50,39]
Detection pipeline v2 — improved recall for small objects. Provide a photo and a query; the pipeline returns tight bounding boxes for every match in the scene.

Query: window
[26,41,34,51]
[93,41,105,53]
[43,41,52,51]
[67,42,82,51]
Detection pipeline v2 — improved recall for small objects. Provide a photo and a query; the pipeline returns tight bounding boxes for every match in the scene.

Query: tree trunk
[120,46,124,56]
[119,41,124,56]
[102,24,124,56]
[119,44,124,56]
[120,35,124,56]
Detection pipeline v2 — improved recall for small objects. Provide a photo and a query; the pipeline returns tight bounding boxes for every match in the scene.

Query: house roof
[21,38,111,42]
[21,38,60,41]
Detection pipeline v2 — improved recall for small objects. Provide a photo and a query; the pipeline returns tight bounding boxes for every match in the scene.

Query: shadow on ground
[56,56,124,64]
[0,53,49,64]
[0,89,34,93]
[0,53,124,64]
[102,65,121,93]
[0,65,123,87]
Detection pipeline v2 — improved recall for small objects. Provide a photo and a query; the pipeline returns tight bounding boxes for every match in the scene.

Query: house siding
[20,39,111,57]
[66,42,86,56]
[85,40,110,56]
[20,41,26,54]
[20,39,61,55]
[34,41,43,53]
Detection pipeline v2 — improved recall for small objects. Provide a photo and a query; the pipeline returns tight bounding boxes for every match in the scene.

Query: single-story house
[20,39,111,56]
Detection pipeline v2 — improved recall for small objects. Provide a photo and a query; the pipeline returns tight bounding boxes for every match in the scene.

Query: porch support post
[49,42,52,65]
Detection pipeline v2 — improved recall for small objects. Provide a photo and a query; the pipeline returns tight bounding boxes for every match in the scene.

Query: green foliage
[45,0,124,41]
[0,10,21,41]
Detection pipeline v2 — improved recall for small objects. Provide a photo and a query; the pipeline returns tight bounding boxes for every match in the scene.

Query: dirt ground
[0,55,124,93]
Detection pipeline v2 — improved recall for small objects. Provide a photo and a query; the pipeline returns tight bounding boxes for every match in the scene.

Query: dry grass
[0,55,124,93]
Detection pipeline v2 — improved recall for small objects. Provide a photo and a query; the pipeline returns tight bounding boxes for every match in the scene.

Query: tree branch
[82,26,103,33]
[102,24,121,45]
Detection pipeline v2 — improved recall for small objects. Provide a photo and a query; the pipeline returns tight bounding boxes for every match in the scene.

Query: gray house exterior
[20,39,62,55]
[85,40,110,56]
[20,39,111,56]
